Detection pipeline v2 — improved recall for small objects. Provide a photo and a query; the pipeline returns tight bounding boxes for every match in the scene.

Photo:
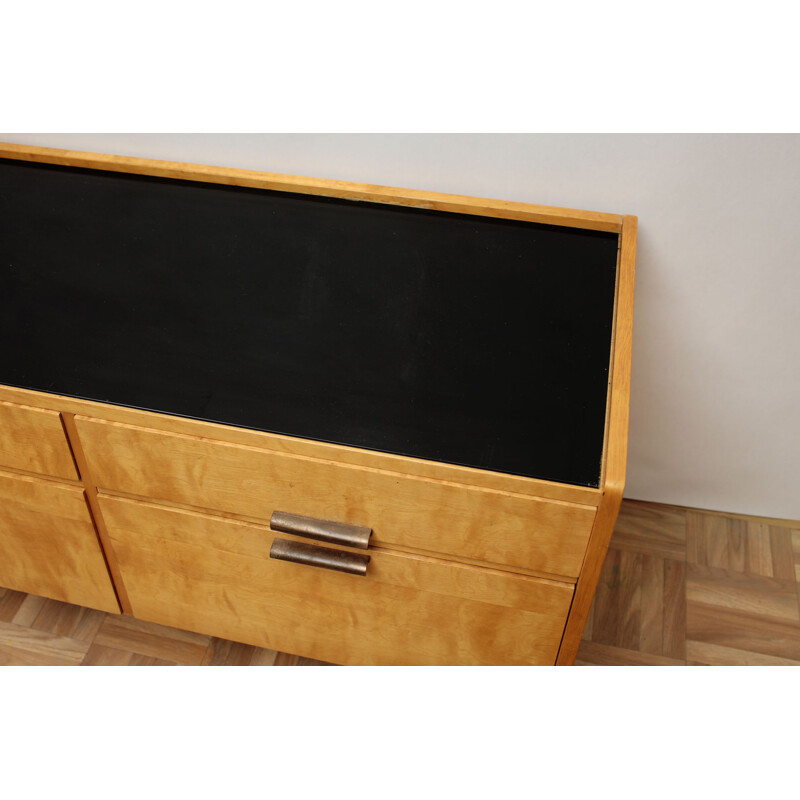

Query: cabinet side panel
[557,215,637,664]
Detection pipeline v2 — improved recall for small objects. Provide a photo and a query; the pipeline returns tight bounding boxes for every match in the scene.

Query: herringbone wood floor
[1,499,798,665]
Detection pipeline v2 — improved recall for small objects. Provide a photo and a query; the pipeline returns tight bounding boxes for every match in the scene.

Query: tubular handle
[269,538,371,576]
[270,510,372,550]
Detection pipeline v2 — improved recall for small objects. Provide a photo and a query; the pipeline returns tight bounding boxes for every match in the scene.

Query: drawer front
[0,400,78,480]
[76,416,596,577]
[0,470,119,613]
[99,494,574,665]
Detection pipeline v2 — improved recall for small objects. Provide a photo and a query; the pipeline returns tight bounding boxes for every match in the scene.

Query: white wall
[3,133,798,520]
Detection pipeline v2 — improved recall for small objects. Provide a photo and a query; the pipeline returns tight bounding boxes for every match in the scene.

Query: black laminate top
[0,157,619,487]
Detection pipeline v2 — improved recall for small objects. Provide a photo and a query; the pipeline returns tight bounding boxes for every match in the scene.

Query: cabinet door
[0,470,119,613]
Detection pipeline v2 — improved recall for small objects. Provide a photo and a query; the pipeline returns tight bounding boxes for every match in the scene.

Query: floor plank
[92,615,210,665]
[81,643,178,666]
[611,500,686,560]
[31,598,103,638]
[687,511,738,569]
[769,527,795,581]
[575,641,684,666]
[0,619,89,666]
[203,637,257,666]
[12,594,49,627]
[687,565,799,622]
[71,608,107,643]
[661,559,687,660]
[745,523,774,577]
[0,590,27,623]
[792,530,800,583]
[590,549,624,646]
[274,652,301,666]
[685,640,800,667]
[249,648,279,666]
[686,603,800,662]
[639,554,664,655]
[82,644,141,666]
[616,550,643,650]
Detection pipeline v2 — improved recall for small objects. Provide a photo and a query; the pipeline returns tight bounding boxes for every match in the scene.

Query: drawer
[98,494,574,665]
[76,416,597,577]
[0,470,119,613]
[0,400,79,480]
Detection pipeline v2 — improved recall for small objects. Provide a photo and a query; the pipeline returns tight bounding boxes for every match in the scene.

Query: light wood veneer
[75,415,596,578]
[0,400,78,480]
[0,470,119,613]
[98,494,574,666]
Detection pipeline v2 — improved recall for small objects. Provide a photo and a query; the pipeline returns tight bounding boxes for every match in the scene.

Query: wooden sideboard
[0,142,636,665]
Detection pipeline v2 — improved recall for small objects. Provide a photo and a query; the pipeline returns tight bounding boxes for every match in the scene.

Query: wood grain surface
[97,494,574,666]
[576,500,800,665]
[0,470,119,614]
[0,400,78,480]
[558,214,637,662]
[75,415,596,577]
[61,412,133,614]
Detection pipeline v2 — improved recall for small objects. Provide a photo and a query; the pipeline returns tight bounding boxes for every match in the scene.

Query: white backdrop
[2,133,798,520]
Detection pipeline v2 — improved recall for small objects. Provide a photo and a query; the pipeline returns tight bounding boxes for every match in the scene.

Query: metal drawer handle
[270,510,372,550]
[269,538,370,577]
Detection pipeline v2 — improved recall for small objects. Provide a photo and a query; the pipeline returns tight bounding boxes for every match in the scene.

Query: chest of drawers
[0,142,636,664]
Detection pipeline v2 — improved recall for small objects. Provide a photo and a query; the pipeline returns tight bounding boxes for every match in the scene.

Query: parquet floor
[577,500,800,665]
[0,591,331,666]
[1,499,798,666]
